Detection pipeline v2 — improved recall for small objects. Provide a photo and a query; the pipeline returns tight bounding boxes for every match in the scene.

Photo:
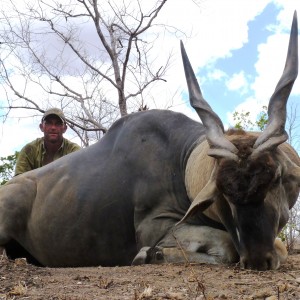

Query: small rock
[166,292,184,299]
[14,258,27,266]
[265,296,277,300]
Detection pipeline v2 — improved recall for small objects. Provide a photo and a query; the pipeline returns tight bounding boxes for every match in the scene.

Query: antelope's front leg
[132,225,239,265]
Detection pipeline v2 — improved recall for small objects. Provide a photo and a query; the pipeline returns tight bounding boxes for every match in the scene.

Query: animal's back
[11,110,204,267]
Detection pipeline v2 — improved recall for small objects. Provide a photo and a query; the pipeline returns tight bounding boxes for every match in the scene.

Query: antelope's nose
[240,252,280,271]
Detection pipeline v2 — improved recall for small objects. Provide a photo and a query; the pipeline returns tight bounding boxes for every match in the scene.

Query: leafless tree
[287,102,300,152]
[0,0,171,146]
[282,100,300,252]
[284,200,300,253]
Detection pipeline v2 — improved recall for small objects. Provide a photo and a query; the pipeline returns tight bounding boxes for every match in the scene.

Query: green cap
[42,108,66,123]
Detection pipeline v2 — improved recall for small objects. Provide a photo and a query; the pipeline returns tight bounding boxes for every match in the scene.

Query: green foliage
[232,106,268,131]
[232,111,252,130]
[0,151,18,185]
[256,108,268,131]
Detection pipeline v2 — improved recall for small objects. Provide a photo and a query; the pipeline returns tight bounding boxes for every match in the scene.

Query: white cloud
[208,69,227,81]
[141,0,275,121]
[159,0,272,66]
[226,1,300,127]
[1,0,299,157]
[252,33,295,103]
[226,71,249,95]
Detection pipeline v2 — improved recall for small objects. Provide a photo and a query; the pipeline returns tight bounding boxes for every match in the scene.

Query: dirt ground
[0,253,299,300]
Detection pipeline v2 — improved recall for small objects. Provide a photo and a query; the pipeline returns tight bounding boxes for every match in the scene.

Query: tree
[287,102,300,152]
[0,0,170,146]
[283,200,300,253]
[232,105,267,131]
[0,152,18,185]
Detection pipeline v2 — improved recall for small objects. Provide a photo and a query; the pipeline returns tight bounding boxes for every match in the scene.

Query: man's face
[39,115,67,144]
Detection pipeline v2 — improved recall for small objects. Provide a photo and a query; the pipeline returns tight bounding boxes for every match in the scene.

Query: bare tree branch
[0,0,172,146]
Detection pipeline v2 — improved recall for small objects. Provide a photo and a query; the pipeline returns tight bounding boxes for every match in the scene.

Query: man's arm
[63,139,81,155]
[70,144,81,153]
[14,146,35,176]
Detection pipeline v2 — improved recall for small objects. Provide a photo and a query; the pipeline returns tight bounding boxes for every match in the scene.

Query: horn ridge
[254,11,298,149]
[180,41,238,155]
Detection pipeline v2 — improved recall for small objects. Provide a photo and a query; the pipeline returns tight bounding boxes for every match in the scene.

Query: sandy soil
[0,253,299,300]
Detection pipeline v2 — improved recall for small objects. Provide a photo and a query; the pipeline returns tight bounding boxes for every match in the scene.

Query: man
[7,108,81,264]
[15,108,81,176]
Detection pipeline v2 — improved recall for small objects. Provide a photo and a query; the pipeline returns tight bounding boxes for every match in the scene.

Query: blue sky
[200,3,278,117]
[193,2,298,126]
[0,0,300,156]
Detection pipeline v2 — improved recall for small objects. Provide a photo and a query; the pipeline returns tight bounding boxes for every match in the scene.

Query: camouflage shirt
[15,137,81,176]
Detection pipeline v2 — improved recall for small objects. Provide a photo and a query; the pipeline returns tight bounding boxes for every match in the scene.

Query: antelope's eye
[272,168,281,185]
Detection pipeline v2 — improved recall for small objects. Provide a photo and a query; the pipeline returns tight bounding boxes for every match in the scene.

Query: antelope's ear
[290,165,300,186]
[177,179,218,225]
[278,147,300,186]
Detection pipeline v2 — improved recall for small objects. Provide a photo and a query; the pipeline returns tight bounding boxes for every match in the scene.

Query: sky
[0,0,300,157]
